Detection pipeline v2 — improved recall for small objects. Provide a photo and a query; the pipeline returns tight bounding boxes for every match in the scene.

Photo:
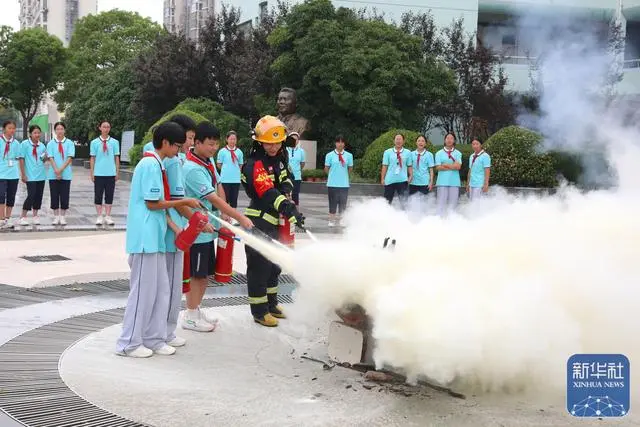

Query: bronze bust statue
[276,88,310,138]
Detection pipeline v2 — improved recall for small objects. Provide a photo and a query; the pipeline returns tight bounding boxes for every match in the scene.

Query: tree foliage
[0,28,67,136]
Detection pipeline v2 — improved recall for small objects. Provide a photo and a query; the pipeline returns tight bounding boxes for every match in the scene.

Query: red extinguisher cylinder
[278,215,295,247]
[175,211,209,252]
[214,227,235,282]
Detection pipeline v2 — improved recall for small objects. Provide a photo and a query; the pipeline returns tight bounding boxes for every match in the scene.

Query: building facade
[164,0,215,43]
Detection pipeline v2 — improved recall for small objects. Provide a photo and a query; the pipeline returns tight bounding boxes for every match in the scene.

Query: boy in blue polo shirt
[17,125,47,226]
[286,132,305,206]
[90,120,120,226]
[467,137,491,200]
[216,130,244,208]
[381,133,413,207]
[324,135,353,227]
[435,132,463,216]
[46,122,75,226]
[116,121,203,358]
[409,135,435,197]
[0,120,20,229]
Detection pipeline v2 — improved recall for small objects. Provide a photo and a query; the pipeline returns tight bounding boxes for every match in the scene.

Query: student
[435,132,463,216]
[381,133,413,206]
[17,125,47,226]
[47,122,75,225]
[467,137,491,200]
[409,135,435,196]
[116,121,203,358]
[182,121,253,332]
[216,131,244,208]
[286,132,305,206]
[0,120,20,229]
[324,135,353,227]
[90,120,120,226]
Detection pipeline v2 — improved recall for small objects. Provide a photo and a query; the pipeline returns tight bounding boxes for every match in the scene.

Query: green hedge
[360,129,422,179]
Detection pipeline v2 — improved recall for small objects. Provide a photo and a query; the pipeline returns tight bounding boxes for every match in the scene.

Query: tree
[56,10,163,108]
[0,28,67,136]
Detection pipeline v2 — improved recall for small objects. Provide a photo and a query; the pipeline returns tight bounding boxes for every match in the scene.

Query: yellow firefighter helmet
[252,115,287,144]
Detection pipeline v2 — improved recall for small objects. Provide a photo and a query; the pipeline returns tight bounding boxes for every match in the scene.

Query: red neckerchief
[395,148,403,168]
[31,141,39,161]
[1,135,12,159]
[445,148,455,162]
[336,150,345,166]
[143,152,170,201]
[100,136,109,153]
[187,149,217,186]
[471,150,484,167]
[227,146,238,164]
[416,149,426,168]
[56,138,65,158]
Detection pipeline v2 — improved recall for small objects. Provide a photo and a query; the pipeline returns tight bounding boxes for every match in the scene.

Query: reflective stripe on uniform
[279,170,288,181]
[249,296,268,304]
[274,194,286,210]
[267,286,278,294]
[245,208,279,225]
[282,179,293,187]
[268,174,275,181]
[241,174,247,183]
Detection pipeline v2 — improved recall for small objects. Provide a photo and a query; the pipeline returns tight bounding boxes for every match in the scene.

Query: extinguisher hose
[212,228,241,242]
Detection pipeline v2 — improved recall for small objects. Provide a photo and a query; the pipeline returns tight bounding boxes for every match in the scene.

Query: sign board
[120,130,135,163]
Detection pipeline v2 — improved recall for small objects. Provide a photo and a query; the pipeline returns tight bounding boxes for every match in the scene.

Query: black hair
[153,121,186,149]
[2,120,16,129]
[445,132,456,141]
[29,125,42,135]
[335,135,346,143]
[472,136,483,144]
[54,121,66,130]
[226,130,237,138]
[98,120,110,128]
[416,134,428,142]
[168,114,197,132]
[194,121,221,143]
[394,133,405,141]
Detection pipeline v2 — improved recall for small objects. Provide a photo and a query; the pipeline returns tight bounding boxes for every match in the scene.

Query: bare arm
[204,192,250,225]
[435,164,450,171]
[450,161,462,171]
[90,157,95,181]
[429,168,434,189]
[166,214,181,234]
[19,159,27,183]
[484,167,491,190]
[380,165,387,184]
[300,162,305,169]
[217,183,226,202]
[60,156,72,172]
[145,198,198,211]
[48,157,60,175]
[216,162,222,171]
[115,156,120,181]
[407,166,413,184]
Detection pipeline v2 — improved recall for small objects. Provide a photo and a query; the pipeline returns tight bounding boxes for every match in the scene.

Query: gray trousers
[436,186,460,217]
[468,187,483,201]
[116,253,171,353]
[166,251,184,342]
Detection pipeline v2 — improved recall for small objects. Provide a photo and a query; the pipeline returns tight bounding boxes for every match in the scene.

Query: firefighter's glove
[294,213,306,228]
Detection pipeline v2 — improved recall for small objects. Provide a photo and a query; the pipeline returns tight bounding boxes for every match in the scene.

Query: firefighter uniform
[241,116,304,327]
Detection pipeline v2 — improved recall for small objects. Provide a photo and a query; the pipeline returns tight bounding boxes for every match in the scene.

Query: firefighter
[241,115,305,327]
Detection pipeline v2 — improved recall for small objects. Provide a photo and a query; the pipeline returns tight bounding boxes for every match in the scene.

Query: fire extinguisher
[214,227,234,283]
[175,211,209,252]
[278,215,295,247]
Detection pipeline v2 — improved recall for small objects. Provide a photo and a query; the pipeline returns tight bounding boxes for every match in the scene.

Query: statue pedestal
[299,140,317,170]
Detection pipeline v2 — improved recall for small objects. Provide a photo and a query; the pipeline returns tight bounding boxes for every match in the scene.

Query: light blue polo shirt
[0,137,20,180]
[183,158,219,244]
[287,146,306,180]
[469,151,491,188]
[325,150,353,188]
[217,146,244,183]
[382,148,413,185]
[90,137,120,176]
[435,148,462,187]
[125,153,167,254]
[411,149,435,186]
[143,141,154,152]
[46,138,75,180]
[18,140,47,182]
[164,154,186,253]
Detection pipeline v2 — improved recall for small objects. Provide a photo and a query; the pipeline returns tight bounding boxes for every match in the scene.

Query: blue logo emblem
[567,354,629,417]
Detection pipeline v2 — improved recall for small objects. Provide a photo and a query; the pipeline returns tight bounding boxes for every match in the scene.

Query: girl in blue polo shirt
[467,137,491,200]
[0,120,20,229]
[435,132,462,216]
[18,125,47,226]
[324,135,353,227]
[216,130,244,208]
[286,132,305,206]
[90,120,120,226]
[381,133,413,206]
[47,122,75,226]
[409,135,435,197]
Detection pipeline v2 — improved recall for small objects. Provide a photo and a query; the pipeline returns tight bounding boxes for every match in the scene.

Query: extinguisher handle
[214,228,241,242]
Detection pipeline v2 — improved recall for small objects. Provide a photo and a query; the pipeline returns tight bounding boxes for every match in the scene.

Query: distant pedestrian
[47,122,75,225]
[0,120,20,229]
[435,132,462,216]
[216,130,244,208]
[286,132,305,206]
[381,133,413,207]
[90,120,120,226]
[17,125,47,226]
[324,135,353,227]
[467,137,491,201]
[409,135,435,197]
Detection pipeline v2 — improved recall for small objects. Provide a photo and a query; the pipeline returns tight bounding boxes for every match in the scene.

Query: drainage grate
[20,255,71,263]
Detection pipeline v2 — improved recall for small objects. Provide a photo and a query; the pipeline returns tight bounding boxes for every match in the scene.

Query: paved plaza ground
[0,167,637,426]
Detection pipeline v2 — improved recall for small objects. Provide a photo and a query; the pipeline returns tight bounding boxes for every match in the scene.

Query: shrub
[548,151,583,185]
[483,125,558,187]
[360,129,422,179]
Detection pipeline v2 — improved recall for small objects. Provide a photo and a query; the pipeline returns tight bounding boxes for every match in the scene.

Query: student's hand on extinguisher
[182,198,203,209]
[238,215,254,230]
[221,213,231,222]
[203,223,215,233]
[294,212,305,228]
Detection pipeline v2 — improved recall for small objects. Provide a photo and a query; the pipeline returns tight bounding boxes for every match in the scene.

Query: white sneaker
[95,215,103,225]
[104,215,115,225]
[4,218,14,228]
[52,216,60,225]
[32,216,40,225]
[116,345,153,358]
[153,344,176,356]
[181,314,215,332]
[0,220,5,229]
[198,307,219,325]
[59,216,67,226]
[328,221,336,227]
[19,217,29,226]
[167,336,186,347]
